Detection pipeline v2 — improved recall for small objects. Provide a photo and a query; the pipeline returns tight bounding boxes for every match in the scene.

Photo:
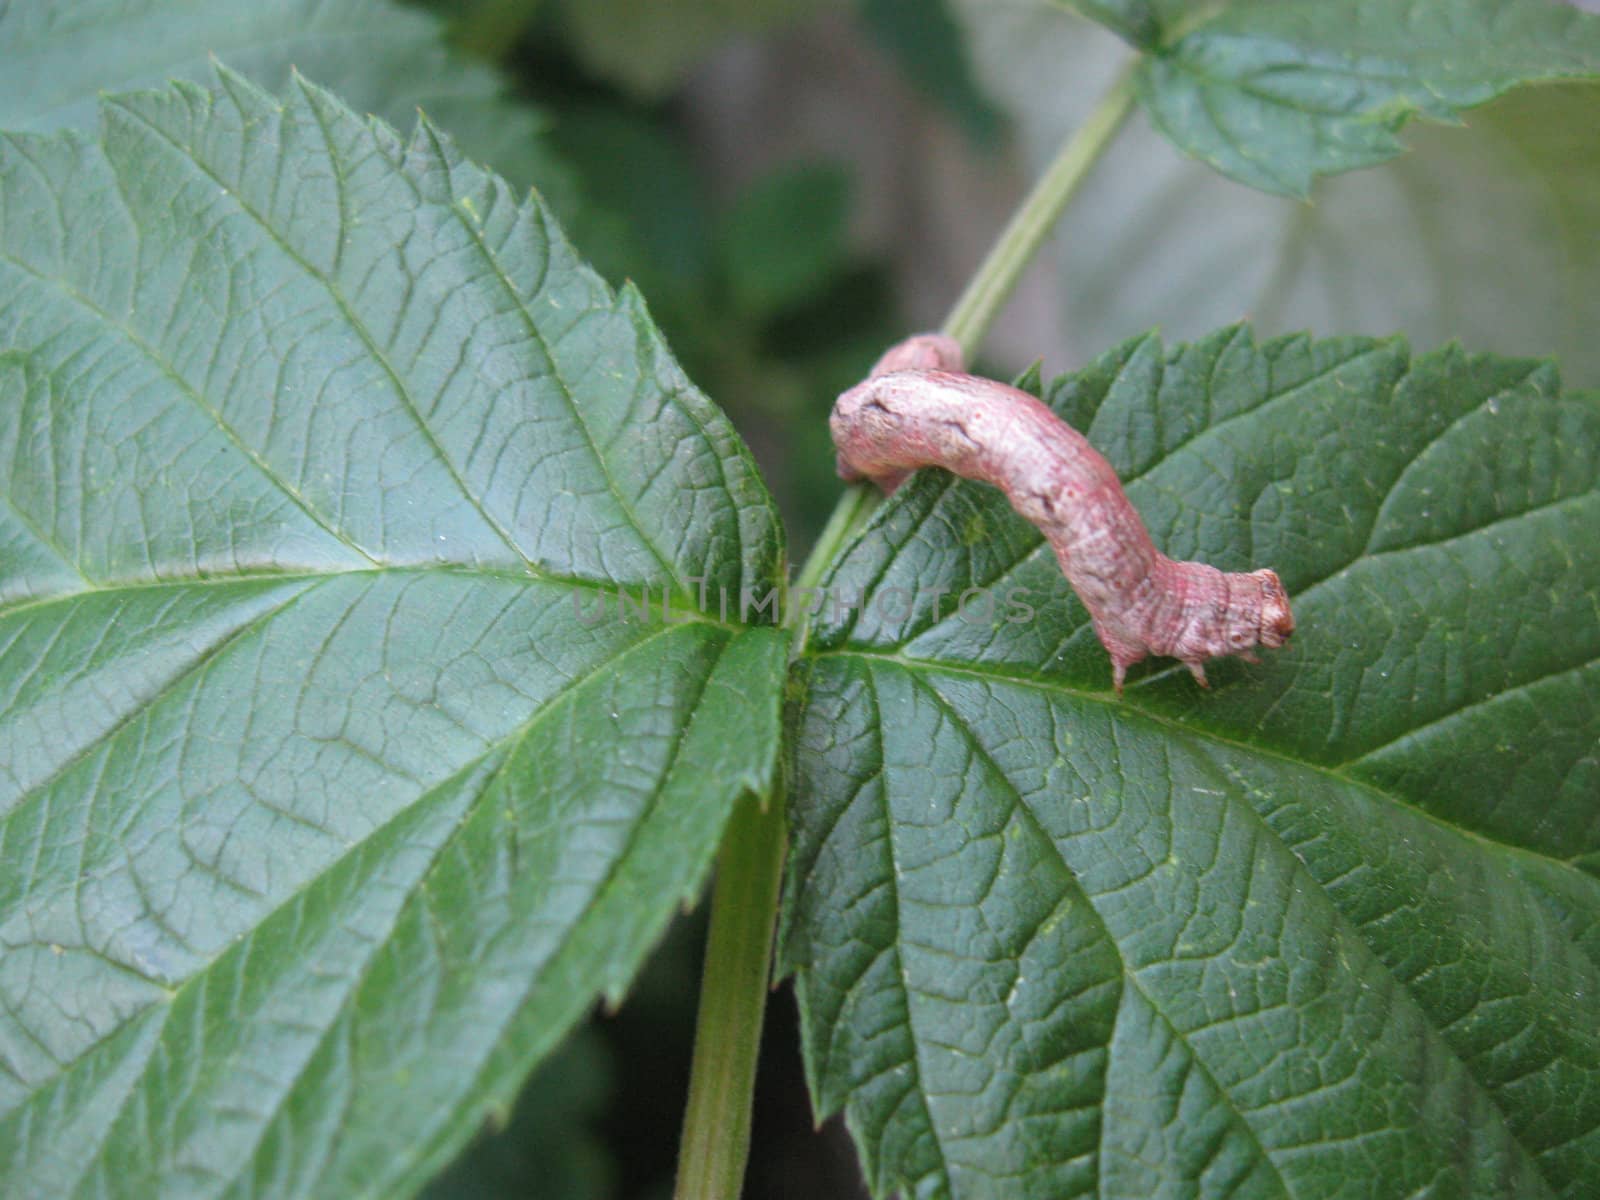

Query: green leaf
[859,0,1006,143]
[0,0,575,202]
[782,327,1600,1197]
[0,68,790,1197]
[719,163,854,321]
[1136,0,1600,196]
[957,4,1600,387]
[549,104,714,304]
[1049,0,1164,48]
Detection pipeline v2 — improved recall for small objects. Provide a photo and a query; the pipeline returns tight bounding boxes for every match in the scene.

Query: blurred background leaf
[954,0,1600,387]
[719,163,853,320]
[423,1031,615,1200]
[0,0,579,206]
[1132,0,1600,196]
[858,0,1004,144]
[554,0,828,98]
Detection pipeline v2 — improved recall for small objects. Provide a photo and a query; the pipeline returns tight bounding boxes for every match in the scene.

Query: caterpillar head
[1215,568,1294,660]
[1252,569,1295,649]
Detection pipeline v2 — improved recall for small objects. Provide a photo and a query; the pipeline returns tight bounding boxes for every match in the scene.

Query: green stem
[673,789,787,1200]
[942,63,1137,359]
[671,59,1137,1200]
[796,482,876,592]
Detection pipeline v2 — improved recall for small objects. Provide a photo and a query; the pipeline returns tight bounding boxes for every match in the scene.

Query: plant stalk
[942,63,1137,359]
[670,59,1137,1200]
[673,789,787,1200]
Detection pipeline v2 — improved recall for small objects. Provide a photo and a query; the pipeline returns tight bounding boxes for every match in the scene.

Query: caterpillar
[831,334,1294,693]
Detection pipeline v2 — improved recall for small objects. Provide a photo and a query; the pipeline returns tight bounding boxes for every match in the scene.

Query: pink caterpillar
[831,334,1294,693]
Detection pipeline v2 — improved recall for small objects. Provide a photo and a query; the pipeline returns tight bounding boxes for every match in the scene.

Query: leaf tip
[210,55,269,101]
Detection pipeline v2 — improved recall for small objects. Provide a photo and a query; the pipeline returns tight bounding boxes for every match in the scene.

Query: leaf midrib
[113,87,534,578]
[0,572,745,925]
[1169,11,1598,85]
[821,646,1600,892]
[0,576,325,840]
[99,78,734,600]
[400,110,693,592]
[0,561,750,630]
[1166,39,1449,109]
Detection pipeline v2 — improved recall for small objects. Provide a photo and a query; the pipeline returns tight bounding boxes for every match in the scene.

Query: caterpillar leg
[1108,651,1147,697]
